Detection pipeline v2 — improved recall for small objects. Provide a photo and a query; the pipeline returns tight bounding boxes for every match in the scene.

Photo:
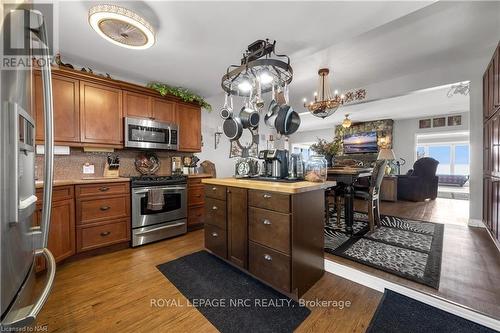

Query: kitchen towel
[147,188,165,211]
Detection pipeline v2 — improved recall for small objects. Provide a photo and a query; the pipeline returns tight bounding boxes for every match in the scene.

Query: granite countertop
[35,177,131,189]
[201,177,336,194]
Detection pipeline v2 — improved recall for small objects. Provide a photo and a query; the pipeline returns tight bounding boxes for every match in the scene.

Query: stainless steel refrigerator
[1,5,55,329]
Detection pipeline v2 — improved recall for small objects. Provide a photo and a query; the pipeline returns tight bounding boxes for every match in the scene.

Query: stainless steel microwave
[124,117,178,150]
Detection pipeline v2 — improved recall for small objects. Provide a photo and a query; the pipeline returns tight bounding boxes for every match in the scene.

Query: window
[415,143,469,175]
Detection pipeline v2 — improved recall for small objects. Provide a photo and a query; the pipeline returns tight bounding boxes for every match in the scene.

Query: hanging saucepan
[240,93,260,129]
[275,105,301,136]
[223,116,243,141]
[264,85,279,129]
[220,92,233,119]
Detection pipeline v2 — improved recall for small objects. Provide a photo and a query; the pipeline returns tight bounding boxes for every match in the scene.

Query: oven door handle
[133,187,186,194]
[135,222,186,236]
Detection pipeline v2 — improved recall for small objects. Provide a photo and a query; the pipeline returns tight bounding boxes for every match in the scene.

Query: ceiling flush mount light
[88,4,155,50]
[342,114,352,128]
[303,68,366,119]
[221,39,293,97]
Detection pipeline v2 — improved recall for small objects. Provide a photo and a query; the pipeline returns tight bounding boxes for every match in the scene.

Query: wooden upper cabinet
[152,98,176,123]
[177,103,201,152]
[123,90,152,118]
[495,45,500,109]
[35,73,80,144]
[80,81,123,146]
[489,58,495,117]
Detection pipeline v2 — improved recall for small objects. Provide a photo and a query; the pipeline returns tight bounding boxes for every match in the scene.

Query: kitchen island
[202,177,335,298]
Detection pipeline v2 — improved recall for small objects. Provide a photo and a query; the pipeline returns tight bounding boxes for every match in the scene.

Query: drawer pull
[212,187,217,191]
[211,232,218,237]
[264,254,272,261]
[263,194,272,199]
[196,194,202,198]
[212,206,218,210]
[100,231,111,237]
[262,219,271,225]
[100,206,110,211]
[99,187,110,192]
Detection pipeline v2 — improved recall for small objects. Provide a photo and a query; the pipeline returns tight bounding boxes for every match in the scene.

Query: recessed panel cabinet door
[80,81,123,146]
[152,98,176,123]
[35,73,80,144]
[123,90,152,118]
[227,187,248,268]
[177,104,201,152]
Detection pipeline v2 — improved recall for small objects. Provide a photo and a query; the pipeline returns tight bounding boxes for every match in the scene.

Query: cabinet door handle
[262,219,271,225]
[100,231,111,237]
[212,206,218,210]
[263,194,272,199]
[212,187,217,191]
[196,194,202,198]
[99,187,109,192]
[100,206,110,211]
[264,254,272,261]
[211,232,218,237]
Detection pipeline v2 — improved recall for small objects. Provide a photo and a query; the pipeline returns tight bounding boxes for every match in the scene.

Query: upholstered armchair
[397,157,439,202]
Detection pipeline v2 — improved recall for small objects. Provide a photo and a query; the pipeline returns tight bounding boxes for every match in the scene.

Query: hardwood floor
[327,197,500,320]
[37,230,382,333]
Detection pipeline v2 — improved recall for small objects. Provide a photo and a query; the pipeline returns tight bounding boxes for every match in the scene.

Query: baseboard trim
[324,258,500,331]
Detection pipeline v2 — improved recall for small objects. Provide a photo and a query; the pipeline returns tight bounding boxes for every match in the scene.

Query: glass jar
[305,155,327,182]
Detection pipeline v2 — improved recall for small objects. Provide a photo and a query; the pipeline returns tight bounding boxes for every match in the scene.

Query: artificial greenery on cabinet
[148,83,212,112]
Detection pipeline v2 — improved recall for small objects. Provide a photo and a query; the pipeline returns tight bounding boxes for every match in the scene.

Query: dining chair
[354,160,387,231]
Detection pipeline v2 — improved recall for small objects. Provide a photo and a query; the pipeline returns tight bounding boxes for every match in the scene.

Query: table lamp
[377,148,396,174]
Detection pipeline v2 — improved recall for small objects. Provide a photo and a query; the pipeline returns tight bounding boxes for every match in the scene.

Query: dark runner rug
[325,210,444,289]
[367,290,497,333]
[157,251,310,333]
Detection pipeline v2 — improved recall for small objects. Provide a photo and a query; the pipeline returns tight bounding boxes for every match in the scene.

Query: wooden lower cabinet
[227,187,248,268]
[34,186,76,270]
[75,182,131,253]
[187,176,211,230]
[204,185,325,297]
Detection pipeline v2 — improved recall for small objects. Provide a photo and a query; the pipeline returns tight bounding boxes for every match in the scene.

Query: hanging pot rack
[221,39,293,97]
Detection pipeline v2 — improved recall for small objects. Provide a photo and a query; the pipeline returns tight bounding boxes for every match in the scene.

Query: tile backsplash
[35,148,192,180]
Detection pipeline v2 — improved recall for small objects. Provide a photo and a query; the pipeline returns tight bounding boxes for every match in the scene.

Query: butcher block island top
[202,177,329,298]
[201,177,336,194]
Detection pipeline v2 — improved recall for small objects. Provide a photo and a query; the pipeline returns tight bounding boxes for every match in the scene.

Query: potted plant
[310,137,342,167]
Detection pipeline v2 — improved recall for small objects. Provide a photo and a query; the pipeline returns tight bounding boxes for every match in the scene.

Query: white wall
[288,128,335,145]
[393,112,469,174]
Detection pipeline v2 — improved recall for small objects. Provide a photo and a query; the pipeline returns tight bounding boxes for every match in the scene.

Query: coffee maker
[259,149,288,179]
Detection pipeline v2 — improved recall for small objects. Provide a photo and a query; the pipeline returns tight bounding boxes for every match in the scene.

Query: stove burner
[130,174,187,188]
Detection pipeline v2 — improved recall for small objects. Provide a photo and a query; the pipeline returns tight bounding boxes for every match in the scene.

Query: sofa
[438,175,469,187]
[397,157,439,202]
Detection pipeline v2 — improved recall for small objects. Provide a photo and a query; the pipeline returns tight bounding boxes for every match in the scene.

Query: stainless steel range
[130,175,187,247]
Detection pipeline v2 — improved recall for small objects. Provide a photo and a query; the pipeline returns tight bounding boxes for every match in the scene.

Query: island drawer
[248,190,290,213]
[77,195,130,225]
[249,207,290,254]
[205,224,227,259]
[249,241,290,292]
[205,197,226,229]
[77,219,129,252]
[205,185,226,200]
[75,182,130,198]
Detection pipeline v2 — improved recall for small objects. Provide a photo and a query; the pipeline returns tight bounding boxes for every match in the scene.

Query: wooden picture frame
[432,117,446,127]
[419,119,431,129]
[447,115,462,126]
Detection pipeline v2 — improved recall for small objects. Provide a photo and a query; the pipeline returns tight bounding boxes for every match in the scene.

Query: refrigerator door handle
[32,10,54,249]
[1,248,56,328]
[6,102,20,224]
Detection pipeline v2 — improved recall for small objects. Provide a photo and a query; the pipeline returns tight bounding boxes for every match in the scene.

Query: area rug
[156,251,310,333]
[366,290,497,333]
[325,210,444,289]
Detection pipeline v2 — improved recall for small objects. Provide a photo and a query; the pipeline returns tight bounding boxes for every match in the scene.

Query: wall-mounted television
[343,131,378,154]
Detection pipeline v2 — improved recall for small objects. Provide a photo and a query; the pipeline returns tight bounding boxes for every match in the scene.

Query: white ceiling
[297,83,470,132]
[56,0,433,96]
[56,1,498,132]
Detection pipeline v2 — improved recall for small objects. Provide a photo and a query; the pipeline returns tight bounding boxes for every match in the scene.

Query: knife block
[103,162,120,178]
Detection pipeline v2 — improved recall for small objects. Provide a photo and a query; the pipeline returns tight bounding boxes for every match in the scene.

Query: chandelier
[303,68,366,119]
[342,114,352,128]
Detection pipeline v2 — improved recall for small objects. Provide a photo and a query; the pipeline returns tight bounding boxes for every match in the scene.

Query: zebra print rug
[325,210,444,289]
